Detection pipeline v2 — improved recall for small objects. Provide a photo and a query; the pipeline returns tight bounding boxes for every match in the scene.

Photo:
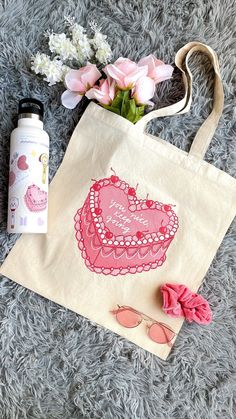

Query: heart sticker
[17,155,29,171]
[74,173,179,276]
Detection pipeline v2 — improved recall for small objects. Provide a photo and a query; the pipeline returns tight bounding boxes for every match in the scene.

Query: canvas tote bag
[1,42,236,360]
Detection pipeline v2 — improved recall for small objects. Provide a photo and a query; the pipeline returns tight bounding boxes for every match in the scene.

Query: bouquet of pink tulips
[61,55,174,123]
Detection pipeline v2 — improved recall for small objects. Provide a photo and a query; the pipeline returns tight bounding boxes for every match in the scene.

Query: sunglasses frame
[111,305,176,346]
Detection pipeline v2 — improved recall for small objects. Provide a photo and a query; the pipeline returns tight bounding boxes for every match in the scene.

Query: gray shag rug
[0,1,236,418]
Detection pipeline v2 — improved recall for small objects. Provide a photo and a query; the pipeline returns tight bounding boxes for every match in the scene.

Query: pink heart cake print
[74,173,179,276]
[24,184,48,212]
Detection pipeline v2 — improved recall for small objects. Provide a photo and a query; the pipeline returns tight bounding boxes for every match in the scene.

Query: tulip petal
[85,87,105,101]
[132,76,155,105]
[152,64,174,83]
[103,63,125,81]
[124,65,148,88]
[80,65,102,89]
[139,55,173,83]
[109,81,116,101]
[85,78,115,105]
[100,78,116,100]
[61,90,83,109]
[115,57,137,74]
[153,56,165,67]
[138,55,156,73]
[65,70,85,92]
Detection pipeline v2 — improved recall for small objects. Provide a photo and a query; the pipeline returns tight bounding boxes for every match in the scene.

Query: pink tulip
[138,55,173,84]
[61,64,101,109]
[132,76,155,105]
[103,57,148,89]
[85,77,116,105]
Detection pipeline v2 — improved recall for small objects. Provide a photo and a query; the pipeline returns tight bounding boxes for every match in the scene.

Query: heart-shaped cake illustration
[24,184,47,212]
[74,175,179,276]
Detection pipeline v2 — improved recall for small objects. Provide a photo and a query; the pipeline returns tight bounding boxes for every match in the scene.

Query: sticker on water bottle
[39,153,48,184]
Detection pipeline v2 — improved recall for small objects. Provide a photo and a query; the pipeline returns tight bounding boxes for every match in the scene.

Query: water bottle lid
[18,98,44,121]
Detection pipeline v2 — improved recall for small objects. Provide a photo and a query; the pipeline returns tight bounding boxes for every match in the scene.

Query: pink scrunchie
[160,283,212,325]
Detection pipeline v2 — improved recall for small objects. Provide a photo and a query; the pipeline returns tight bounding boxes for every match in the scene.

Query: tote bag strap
[135,41,224,160]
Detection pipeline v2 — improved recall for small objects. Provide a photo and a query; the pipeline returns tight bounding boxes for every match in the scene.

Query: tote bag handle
[135,42,224,160]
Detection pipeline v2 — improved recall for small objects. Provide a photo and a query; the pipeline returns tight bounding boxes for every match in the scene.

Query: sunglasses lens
[148,323,175,344]
[116,308,142,328]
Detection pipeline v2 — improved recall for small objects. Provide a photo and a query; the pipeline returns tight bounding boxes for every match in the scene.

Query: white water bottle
[7,98,49,233]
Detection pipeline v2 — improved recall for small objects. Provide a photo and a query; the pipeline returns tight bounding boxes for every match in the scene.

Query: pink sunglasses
[111,305,176,346]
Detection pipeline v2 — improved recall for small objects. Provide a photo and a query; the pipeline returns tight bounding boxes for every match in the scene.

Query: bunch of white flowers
[69,23,93,63]
[48,33,77,61]
[31,17,112,86]
[31,52,69,86]
[90,21,112,65]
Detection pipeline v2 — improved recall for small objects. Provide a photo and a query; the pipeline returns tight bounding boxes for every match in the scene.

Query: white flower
[69,23,93,63]
[90,24,112,65]
[70,23,84,44]
[95,44,112,65]
[31,52,50,75]
[48,33,77,61]
[31,53,68,86]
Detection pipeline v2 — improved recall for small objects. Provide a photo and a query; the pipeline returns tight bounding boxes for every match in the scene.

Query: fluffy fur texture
[0,0,236,418]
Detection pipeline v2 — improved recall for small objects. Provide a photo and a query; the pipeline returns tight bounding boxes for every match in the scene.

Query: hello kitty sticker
[74,171,179,276]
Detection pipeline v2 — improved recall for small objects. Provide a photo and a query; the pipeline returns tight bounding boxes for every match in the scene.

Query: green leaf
[120,91,130,117]
[124,99,136,122]
[137,105,145,115]
[101,104,121,115]
[111,90,125,109]
[102,92,146,124]
[133,105,145,123]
